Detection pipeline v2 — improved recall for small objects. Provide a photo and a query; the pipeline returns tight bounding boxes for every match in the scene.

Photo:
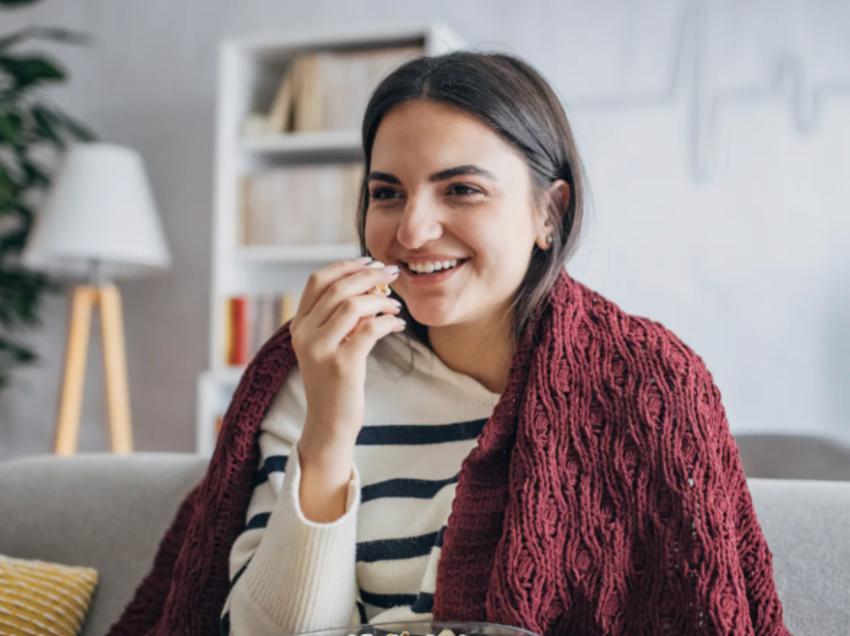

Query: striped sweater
[222,332,501,636]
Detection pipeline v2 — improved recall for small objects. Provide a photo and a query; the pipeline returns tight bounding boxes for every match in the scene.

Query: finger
[297,256,375,320]
[322,295,403,345]
[341,313,406,358]
[309,264,400,328]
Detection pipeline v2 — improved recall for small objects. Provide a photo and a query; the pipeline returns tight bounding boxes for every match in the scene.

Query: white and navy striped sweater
[222,332,501,636]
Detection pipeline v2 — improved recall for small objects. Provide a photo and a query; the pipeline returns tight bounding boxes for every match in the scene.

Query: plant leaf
[0,55,66,88]
[0,111,24,146]
[0,0,41,7]
[42,106,97,141]
[0,27,90,52]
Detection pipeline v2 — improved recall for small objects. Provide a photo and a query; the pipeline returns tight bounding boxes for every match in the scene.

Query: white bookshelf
[197,22,467,457]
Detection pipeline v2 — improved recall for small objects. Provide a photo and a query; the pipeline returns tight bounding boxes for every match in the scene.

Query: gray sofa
[0,453,848,636]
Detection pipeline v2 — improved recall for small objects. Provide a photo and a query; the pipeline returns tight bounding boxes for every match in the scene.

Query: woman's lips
[400,259,468,286]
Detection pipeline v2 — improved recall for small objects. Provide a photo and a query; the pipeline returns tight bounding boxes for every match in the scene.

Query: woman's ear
[536,179,571,250]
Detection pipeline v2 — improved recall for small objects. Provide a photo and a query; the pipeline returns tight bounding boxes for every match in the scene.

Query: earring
[546,233,554,246]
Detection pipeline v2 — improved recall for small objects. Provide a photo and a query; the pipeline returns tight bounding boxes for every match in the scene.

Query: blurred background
[1,0,848,470]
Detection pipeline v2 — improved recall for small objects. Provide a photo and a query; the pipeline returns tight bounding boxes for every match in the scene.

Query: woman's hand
[289,257,403,521]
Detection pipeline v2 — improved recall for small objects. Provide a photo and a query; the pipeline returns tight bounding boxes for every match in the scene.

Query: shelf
[234,243,361,262]
[201,23,465,455]
[239,130,363,156]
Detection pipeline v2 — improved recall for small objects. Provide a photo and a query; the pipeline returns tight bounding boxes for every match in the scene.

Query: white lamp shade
[23,143,171,280]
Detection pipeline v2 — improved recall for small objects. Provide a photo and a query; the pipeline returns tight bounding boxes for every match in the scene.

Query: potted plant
[0,0,95,391]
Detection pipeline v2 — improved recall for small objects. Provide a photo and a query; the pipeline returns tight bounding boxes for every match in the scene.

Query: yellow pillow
[0,554,98,636]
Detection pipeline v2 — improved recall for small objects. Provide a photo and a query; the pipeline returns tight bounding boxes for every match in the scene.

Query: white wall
[1,0,848,458]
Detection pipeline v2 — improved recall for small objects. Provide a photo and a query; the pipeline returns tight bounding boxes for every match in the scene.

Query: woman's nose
[396,197,443,248]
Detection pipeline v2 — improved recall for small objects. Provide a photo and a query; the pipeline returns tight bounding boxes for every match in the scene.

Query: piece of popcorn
[366,260,392,296]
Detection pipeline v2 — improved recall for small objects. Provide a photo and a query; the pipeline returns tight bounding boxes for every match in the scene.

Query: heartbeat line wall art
[567,2,850,179]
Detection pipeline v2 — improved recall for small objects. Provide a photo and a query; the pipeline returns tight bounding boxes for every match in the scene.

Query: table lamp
[22,143,171,455]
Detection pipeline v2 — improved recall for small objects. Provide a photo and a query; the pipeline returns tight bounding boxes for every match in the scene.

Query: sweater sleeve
[224,435,362,636]
[698,367,792,636]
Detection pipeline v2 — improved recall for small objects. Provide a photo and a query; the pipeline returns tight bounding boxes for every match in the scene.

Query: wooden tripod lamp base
[54,283,133,455]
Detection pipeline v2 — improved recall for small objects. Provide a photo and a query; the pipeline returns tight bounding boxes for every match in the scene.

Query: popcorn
[352,630,465,636]
[366,260,392,297]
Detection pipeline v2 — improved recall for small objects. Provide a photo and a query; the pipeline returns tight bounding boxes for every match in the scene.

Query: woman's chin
[404,304,458,329]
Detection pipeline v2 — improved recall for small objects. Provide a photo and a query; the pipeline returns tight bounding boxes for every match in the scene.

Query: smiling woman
[357,56,583,357]
[107,51,791,636]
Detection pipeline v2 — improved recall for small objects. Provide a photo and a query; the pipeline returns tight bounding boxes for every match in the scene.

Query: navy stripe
[361,475,458,503]
[356,531,440,563]
[253,455,289,487]
[355,418,487,446]
[245,512,270,531]
[360,589,418,609]
[435,525,446,548]
[229,558,251,589]
[220,611,230,636]
[411,592,435,614]
[356,599,368,624]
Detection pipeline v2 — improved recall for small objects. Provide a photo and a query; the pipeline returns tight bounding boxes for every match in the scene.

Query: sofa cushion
[0,553,98,636]
[748,477,850,635]
[0,452,208,636]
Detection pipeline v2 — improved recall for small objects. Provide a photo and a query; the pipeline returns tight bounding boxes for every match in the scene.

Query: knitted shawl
[106,270,790,636]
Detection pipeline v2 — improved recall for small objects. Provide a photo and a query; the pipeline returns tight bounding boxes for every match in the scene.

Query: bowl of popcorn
[294,620,540,636]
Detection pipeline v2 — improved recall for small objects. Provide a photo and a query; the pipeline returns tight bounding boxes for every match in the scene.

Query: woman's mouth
[399,258,470,285]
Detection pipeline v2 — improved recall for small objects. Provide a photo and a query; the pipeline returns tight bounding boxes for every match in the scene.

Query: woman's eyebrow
[367,165,497,184]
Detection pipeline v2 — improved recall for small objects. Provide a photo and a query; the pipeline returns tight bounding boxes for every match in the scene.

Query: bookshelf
[197,23,467,457]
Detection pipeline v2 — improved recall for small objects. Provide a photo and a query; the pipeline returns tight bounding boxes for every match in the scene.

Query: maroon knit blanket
[106,270,791,636]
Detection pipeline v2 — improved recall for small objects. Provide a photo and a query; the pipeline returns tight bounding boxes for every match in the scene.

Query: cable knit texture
[105,270,791,636]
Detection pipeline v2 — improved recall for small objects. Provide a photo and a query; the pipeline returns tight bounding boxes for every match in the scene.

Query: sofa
[1,452,848,636]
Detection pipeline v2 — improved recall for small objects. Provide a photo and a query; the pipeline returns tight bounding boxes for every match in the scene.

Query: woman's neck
[427,310,515,395]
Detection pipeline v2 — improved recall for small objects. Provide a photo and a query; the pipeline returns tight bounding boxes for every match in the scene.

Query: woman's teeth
[406,259,462,275]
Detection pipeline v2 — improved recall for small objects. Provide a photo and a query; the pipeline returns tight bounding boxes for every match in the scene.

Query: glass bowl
[295,620,540,636]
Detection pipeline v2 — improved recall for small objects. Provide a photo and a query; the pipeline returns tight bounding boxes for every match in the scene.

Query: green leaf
[16,153,50,189]
[0,0,41,7]
[30,104,64,147]
[43,106,96,141]
[0,336,37,367]
[0,27,90,52]
[0,111,24,146]
[0,55,66,88]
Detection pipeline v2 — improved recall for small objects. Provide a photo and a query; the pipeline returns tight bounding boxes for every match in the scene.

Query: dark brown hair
[356,50,587,345]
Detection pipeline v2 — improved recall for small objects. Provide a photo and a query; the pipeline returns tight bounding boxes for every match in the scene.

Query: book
[240,163,364,245]
[245,45,425,135]
[265,62,295,134]
[228,297,250,366]
[224,292,300,366]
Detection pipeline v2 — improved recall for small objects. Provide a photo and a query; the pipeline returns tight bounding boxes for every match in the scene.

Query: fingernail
[384,265,401,274]
[390,298,402,307]
[355,256,374,265]
[396,318,406,326]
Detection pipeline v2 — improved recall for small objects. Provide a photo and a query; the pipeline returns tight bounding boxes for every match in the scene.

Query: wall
[1,0,848,458]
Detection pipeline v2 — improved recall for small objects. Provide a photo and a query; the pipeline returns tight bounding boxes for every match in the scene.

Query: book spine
[282,293,296,325]
[223,297,233,366]
[230,296,249,366]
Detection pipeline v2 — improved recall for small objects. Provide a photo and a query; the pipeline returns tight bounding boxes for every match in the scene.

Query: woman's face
[364,100,554,331]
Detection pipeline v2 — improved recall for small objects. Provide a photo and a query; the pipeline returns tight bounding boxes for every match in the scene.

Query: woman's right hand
[289,257,403,520]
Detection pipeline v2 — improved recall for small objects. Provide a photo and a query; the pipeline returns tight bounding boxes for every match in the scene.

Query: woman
[107,52,791,636]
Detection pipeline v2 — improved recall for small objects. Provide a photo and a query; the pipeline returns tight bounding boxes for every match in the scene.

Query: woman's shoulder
[572,278,716,393]
[570,279,728,453]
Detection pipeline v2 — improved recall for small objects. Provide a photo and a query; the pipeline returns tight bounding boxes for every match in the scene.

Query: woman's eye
[369,187,399,200]
[448,183,482,196]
